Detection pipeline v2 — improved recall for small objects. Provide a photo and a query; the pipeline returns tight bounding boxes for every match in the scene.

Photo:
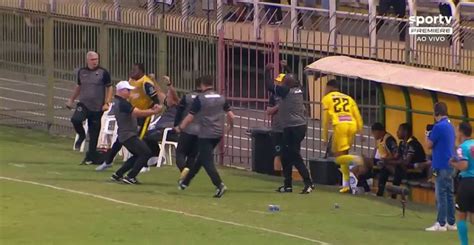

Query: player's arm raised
[164,76,180,106]
[148,73,167,105]
[264,63,290,98]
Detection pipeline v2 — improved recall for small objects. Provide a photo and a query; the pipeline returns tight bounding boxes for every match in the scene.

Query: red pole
[218,28,225,166]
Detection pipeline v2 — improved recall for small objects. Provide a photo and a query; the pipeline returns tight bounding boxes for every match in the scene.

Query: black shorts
[456,177,474,213]
[271,131,283,156]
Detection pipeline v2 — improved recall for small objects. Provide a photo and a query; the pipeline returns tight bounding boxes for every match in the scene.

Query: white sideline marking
[0,176,329,245]
[7,163,26,168]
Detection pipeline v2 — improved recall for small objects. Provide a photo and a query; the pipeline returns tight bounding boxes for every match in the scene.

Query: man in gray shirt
[265,61,290,181]
[174,77,202,180]
[265,64,314,194]
[67,51,113,164]
[110,81,162,184]
[175,75,234,198]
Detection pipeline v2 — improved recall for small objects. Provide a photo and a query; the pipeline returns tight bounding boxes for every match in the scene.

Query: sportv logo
[408,15,453,36]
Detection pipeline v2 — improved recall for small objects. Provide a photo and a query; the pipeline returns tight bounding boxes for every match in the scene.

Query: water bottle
[268,204,280,212]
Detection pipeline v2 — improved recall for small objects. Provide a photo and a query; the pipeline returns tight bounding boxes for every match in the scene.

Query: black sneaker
[110,174,122,182]
[276,186,293,193]
[300,184,315,194]
[122,176,140,185]
[213,183,227,198]
[74,136,85,151]
[178,180,187,190]
[80,156,93,165]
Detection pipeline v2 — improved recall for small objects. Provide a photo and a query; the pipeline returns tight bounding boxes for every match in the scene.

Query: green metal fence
[0,2,472,168]
[0,7,218,136]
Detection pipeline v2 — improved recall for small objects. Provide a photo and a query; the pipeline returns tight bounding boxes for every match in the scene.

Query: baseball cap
[116,81,135,91]
[274,73,286,85]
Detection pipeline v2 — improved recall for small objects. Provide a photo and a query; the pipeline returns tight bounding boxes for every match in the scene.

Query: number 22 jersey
[322,91,363,141]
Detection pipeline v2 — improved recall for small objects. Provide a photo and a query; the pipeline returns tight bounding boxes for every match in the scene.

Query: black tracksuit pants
[281,125,313,187]
[176,132,199,172]
[377,164,405,197]
[114,136,152,179]
[182,138,223,188]
[71,103,103,159]
[105,117,149,164]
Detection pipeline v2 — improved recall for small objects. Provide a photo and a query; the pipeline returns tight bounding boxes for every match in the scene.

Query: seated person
[142,76,180,166]
[394,123,427,173]
[379,123,427,198]
[96,73,169,171]
[139,102,179,169]
[145,102,179,144]
[353,123,397,194]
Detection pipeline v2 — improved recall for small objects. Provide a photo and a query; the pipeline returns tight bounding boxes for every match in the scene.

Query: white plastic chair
[73,120,88,152]
[156,127,178,167]
[99,115,117,148]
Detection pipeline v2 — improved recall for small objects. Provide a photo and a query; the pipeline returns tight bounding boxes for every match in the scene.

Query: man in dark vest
[67,51,113,164]
[175,75,234,198]
[265,64,314,194]
[110,81,162,184]
[174,77,202,180]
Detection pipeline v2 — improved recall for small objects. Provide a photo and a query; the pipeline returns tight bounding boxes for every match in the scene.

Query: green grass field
[0,126,467,245]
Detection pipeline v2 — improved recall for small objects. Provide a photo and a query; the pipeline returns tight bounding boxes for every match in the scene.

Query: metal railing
[0,6,218,137]
[1,0,472,72]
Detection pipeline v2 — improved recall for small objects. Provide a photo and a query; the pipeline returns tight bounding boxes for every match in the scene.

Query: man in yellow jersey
[141,75,180,172]
[96,63,161,171]
[322,79,364,193]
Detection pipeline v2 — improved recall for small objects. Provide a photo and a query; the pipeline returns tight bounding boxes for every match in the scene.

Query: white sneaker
[140,167,150,173]
[447,224,457,231]
[425,222,447,232]
[95,162,112,171]
[147,157,158,166]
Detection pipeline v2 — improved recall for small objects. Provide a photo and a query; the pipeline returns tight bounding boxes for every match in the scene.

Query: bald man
[67,51,113,164]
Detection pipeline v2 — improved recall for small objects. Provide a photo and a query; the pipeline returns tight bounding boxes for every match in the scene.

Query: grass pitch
[0,126,466,244]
